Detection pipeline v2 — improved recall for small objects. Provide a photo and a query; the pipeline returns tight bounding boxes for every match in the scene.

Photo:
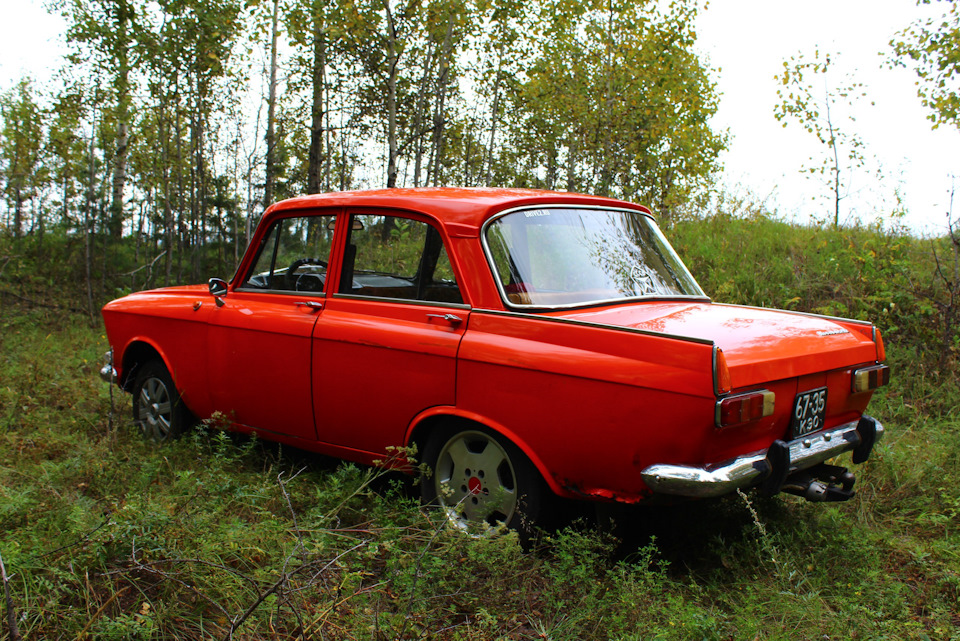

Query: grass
[1,212,959,639]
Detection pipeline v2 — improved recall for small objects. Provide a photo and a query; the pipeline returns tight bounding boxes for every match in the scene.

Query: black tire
[131,360,192,442]
[420,425,546,538]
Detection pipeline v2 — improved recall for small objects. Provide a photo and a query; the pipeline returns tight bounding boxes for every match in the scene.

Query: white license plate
[791,387,827,438]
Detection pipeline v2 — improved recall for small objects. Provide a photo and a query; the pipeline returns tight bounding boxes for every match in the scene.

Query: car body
[100,188,889,532]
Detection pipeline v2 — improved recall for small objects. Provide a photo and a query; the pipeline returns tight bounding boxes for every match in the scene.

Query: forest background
[1,0,960,639]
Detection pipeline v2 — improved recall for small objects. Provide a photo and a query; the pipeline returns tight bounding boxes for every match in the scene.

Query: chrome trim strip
[712,346,722,396]
[640,418,884,498]
[478,204,709,311]
[471,308,715,346]
[331,293,471,309]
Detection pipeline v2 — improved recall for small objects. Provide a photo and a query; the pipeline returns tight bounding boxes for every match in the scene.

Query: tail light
[852,364,891,393]
[873,327,886,361]
[716,390,775,428]
[713,346,731,395]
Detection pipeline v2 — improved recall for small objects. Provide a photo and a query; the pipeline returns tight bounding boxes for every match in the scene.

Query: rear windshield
[484,207,706,308]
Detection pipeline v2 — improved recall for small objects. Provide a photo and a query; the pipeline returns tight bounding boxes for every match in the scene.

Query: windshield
[484,207,706,308]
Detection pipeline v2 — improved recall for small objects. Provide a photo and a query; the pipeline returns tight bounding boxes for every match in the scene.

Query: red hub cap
[467,477,483,495]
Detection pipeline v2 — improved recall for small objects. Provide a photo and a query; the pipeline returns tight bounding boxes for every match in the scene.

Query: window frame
[331,208,469,308]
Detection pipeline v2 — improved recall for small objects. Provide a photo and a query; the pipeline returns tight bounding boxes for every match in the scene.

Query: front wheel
[421,426,546,538]
[131,360,192,442]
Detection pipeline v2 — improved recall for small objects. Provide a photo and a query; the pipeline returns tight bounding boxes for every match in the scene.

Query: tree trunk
[566,135,577,192]
[109,0,132,241]
[380,1,400,241]
[483,41,505,186]
[428,19,455,187]
[263,0,281,208]
[85,115,97,320]
[307,2,326,195]
[383,0,399,190]
[412,42,435,187]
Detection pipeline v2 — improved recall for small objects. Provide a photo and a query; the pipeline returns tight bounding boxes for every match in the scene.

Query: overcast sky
[1,0,957,235]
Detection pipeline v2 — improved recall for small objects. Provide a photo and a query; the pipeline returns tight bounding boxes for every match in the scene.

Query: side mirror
[208,277,228,305]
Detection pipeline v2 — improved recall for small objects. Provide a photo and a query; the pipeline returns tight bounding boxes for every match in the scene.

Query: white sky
[1,0,957,235]
[695,0,959,235]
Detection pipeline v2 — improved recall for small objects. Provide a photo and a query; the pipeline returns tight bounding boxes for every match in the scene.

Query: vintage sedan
[100,188,889,533]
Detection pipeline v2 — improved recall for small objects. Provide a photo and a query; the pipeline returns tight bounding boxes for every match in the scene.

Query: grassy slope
[0,215,958,640]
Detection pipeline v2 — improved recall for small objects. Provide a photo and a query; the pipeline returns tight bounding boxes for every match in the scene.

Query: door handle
[296,300,323,311]
[426,313,462,324]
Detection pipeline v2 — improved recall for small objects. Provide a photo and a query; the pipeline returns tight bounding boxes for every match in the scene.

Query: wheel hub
[467,476,483,495]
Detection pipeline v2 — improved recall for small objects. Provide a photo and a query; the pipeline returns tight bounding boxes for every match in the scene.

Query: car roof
[267,187,653,237]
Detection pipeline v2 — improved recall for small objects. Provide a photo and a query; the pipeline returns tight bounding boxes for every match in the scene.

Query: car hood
[556,302,881,389]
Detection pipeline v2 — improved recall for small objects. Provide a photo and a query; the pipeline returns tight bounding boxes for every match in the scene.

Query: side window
[240,215,337,293]
[340,214,463,304]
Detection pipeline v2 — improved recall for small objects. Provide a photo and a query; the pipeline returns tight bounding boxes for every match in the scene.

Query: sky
[1,0,957,235]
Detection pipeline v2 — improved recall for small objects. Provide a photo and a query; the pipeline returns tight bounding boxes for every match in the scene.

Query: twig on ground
[1,551,23,641]
[36,516,111,559]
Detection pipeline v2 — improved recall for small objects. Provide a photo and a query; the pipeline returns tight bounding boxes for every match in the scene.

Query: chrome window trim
[332,293,471,309]
[480,204,709,311]
[234,285,327,297]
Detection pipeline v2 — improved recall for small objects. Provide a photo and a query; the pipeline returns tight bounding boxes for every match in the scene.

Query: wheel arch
[118,339,168,392]
[405,407,562,496]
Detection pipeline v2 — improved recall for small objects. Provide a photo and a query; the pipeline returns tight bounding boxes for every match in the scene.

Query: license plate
[790,387,827,438]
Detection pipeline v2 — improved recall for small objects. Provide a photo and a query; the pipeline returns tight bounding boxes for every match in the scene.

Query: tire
[421,425,546,538]
[131,360,192,442]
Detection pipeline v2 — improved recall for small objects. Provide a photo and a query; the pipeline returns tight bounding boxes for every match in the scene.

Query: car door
[208,212,339,440]
[312,209,470,454]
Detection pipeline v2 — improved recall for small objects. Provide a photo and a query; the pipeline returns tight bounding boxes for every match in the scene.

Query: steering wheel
[286,257,328,290]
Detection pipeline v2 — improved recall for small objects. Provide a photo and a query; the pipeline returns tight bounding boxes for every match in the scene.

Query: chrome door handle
[296,300,323,310]
[426,313,462,324]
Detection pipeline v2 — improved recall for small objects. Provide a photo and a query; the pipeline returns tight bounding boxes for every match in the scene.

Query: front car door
[208,212,339,441]
[312,209,470,455]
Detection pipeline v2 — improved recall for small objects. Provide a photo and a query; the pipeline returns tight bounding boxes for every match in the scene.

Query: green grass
[1,213,959,639]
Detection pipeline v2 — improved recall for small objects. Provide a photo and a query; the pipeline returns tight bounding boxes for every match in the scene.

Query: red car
[100,188,889,533]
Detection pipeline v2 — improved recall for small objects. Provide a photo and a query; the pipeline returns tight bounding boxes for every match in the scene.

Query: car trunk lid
[555,302,880,390]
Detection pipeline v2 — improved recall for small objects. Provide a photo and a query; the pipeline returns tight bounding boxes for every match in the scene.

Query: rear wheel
[132,360,192,441]
[421,425,545,538]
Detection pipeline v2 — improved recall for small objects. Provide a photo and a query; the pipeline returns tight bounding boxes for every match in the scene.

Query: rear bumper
[640,416,884,498]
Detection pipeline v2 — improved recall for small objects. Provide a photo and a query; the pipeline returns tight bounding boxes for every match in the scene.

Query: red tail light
[715,390,775,428]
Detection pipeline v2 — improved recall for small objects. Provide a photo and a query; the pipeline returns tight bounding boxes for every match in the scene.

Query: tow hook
[782,463,856,502]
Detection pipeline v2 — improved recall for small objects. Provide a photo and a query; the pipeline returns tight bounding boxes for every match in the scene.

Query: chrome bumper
[640,416,884,499]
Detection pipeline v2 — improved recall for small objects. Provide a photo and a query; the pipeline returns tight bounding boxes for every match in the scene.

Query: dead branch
[77,586,130,639]
[1,551,23,641]
[36,516,111,559]
[278,468,308,565]
[119,250,167,278]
